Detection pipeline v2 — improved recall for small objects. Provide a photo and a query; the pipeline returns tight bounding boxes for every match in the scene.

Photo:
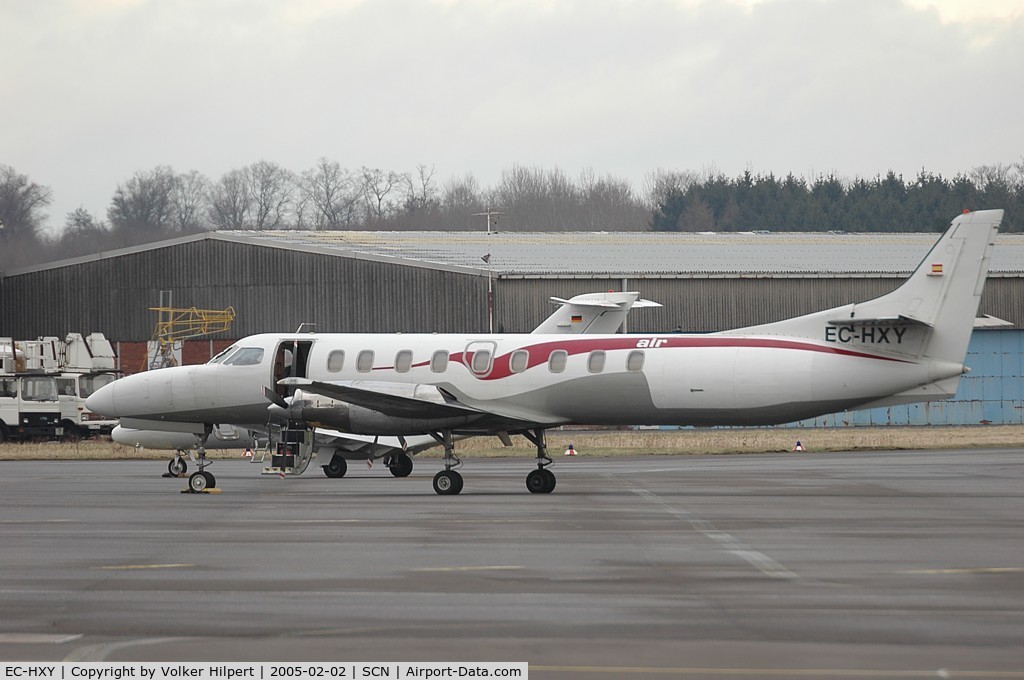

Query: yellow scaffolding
[148,306,237,369]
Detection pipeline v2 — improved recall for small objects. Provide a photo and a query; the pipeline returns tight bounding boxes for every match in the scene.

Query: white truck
[0,342,63,442]
[5,333,119,439]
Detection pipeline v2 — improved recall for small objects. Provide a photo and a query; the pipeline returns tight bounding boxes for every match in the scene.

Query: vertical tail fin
[721,209,1003,367]
[846,209,1002,364]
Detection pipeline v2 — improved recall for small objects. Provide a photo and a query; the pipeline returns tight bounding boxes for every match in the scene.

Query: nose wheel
[185,428,216,493]
[433,469,464,495]
[188,470,216,493]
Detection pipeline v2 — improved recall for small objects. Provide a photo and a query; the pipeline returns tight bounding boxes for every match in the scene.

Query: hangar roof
[222,229,1024,278]
[6,229,1024,279]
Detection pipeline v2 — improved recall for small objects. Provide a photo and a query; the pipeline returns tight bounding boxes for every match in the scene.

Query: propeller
[263,385,288,409]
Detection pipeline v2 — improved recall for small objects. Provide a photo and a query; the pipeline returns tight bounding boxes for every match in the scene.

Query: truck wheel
[61,423,82,442]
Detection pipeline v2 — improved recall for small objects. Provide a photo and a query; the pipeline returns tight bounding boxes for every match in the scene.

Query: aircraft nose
[85,380,117,416]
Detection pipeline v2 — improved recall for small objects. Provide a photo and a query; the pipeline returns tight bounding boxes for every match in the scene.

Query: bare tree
[208,169,251,229]
[402,164,439,215]
[302,158,360,230]
[107,166,176,237]
[246,160,294,230]
[643,168,700,209]
[171,170,211,231]
[360,167,401,221]
[0,165,52,243]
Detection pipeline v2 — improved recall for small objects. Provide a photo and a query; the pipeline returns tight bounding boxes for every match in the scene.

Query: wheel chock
[162,472,186,478]
[180,487,223,494]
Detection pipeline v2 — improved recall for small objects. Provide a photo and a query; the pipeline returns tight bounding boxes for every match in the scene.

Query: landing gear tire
[389,453,414,478]
[433,470,463,495]
[188,470,216,493]
[526,468,556,494]
[323,455,347,478]
[168,458,188,476]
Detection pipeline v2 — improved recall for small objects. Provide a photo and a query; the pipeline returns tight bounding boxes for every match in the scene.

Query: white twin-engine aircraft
[87,210,1003,495]
[108,290,661,478]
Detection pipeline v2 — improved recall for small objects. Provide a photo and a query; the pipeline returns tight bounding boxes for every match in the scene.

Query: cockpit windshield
[222,347,265,366]
[208,345,240,364]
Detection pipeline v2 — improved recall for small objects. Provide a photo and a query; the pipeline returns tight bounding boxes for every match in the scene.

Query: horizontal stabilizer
[826,315,932,328]
[548,296,621,309]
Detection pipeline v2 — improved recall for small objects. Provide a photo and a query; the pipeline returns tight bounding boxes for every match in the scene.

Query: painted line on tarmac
[896,567,1024,575]
[0,633,82,644]
[620,478,799,580]
[94,564,195,570]
[531,666,1024,677]
[411,565,524,573]
[64,637,193,661]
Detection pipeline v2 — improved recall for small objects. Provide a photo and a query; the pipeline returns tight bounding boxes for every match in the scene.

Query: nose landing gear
[185,426,217,494]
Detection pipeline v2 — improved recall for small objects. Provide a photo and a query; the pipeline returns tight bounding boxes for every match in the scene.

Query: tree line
[1,159,1022,272]
[650,163,1024,233]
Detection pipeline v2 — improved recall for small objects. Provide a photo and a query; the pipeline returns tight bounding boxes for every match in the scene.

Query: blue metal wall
[793,329,1023,427]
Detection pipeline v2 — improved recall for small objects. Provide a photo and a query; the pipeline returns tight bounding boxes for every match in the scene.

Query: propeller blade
[262,385,289,409]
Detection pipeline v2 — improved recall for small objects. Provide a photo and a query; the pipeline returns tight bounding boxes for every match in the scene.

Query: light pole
[474,208,503,333]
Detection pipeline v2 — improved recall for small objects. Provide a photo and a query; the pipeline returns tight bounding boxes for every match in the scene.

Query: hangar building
[2,229,1022,425]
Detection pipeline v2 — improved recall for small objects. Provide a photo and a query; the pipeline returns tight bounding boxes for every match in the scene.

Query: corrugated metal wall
[788,329,1024,426]
[0,240,489,340]
[497,277,1022,333]
[2,238,1021,342]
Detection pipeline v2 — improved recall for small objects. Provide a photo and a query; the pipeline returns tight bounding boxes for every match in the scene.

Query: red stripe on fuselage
[451,336,912,381]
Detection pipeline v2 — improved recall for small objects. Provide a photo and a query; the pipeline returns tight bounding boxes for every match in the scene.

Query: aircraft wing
[279,378,486,419]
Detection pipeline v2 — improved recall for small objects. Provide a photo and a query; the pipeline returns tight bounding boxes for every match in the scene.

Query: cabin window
[223,347,264,366]
[471,349,492,374]
[548,350,567,373]
[430,350,449,373]
[627,350,645,372]
[587,350,606,373]
[356,349,375,373]
[326,350,345,373]
[395,350,413,373]
[510,349,529,374]
[57,378,77,397]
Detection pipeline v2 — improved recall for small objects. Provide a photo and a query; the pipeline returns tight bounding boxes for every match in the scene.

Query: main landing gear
[522,428,556,494]
[426,428,557,495]
[431,430,463,495]
[323,454,348,478]
[388,452,414,478]
[167,452,188,476]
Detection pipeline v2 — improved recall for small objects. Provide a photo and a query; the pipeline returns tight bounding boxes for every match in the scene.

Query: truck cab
[0,374,63,442]
[55,372,118,438]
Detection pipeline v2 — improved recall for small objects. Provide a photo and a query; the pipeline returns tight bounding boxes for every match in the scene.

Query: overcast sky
[2,0,1022,233]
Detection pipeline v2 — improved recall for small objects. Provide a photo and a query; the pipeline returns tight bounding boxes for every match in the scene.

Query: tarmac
[1,448,1022,679]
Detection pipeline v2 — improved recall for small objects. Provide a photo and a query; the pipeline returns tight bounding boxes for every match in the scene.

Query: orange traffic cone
[564,442,577,456]
[242,448,253,458]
